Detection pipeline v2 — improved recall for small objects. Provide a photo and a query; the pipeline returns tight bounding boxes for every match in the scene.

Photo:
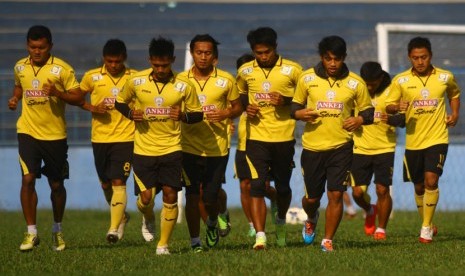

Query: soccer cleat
[419,226,433,243]
[270,200,278,225]
[248,227,256,238]
[206,225,219,248]
[275,223,287,247]
[364,204,377,236]
[141,216,155,242]
[321,240,334,252]
[156,246,170,255]
[19,233,40,251]
[373,231,386,240]
[52,232,66,251]
[106,230,119,244]
[218,213,231,238]
[191,243,204,253]
[117,212,130,240]
[302,211,319,245]
[253,235,266,250]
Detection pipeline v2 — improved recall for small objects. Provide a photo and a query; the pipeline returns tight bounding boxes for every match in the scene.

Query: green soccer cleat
[205,225,219,248]
[19,233,40,251]
[275,223,287,247]
[253,235,266,250]
[218,212,231,237]
[52,232,66,251]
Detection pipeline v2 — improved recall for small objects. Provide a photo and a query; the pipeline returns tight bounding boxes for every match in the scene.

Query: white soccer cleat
[156,246,170,255]
[141,216,155,242]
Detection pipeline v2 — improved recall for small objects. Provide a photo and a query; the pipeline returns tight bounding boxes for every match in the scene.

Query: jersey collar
[187,65,218,79]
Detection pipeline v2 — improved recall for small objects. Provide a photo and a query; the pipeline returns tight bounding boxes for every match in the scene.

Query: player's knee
[275,184,291,198]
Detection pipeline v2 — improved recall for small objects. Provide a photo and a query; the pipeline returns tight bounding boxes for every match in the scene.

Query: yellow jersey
[386,67,460,150]
[237,56,302,142]
[80,65,136,143]
[293,66,373,151]
[353,85,397,155]
[116,68,202,156]
[14,55,80,140]
[180,67,239,157]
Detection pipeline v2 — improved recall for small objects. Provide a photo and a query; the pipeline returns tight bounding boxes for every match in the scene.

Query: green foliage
[1,209,465,275]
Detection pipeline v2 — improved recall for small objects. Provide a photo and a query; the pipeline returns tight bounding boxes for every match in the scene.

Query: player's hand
[380,113,388,123]
[205,108,230,123]
[296,108,319,122]
[131,109,144,121]
[43,79,58,97]
[269,92,283,106]
[169,105,182,121]
[92,102,108,114]
[8,96,19,110]
[399,100,410,112]
[343,116,363,132]
[446,113,459,127]
[246,104,260,118]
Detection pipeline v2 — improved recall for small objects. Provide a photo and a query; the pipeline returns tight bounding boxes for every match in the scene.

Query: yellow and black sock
[423,188,439,227]
[414,192,424,220]
[136,188,156,222]
[157,202,178,248]
[109,185,127,230]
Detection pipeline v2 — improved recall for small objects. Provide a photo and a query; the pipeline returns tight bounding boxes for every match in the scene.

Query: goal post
[376,23,465,72]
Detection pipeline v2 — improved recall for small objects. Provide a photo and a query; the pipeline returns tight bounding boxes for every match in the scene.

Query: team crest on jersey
[262,81,271,92]
[215,78,227,88]
[303,74,315,83]
[155,96,164,107]
[50,66,62,76]
[280,66,292,76]
[241,66,253,75]
[32,79,40,89]
[133,78,146,86]
[198,94,207,105]
[16,65,25,72]
[174,81,187,92]
[111,87,120,96]
[92,74,103,82]
[347,79,358,89]
[438,73,449,82]
[398,77,409,84]
[326,90,336,101]
[420,88,429,99]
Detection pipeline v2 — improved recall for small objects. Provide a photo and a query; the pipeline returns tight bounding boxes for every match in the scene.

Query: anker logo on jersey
[25,90,48,97]
[316,101,344,111]
[412,99,438,108]
[145,107,171,116]
[255,93,271,100]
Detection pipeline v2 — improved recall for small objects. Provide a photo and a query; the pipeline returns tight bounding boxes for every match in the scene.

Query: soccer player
[234,53,278,237]
[237,27,302,249]
[385,37,460,243]
[351,61,405,240]
[291,35,374,252]
[180,34,242,252]
[115,37,203,255]
[80,39,136,243]
[8,25,84,251]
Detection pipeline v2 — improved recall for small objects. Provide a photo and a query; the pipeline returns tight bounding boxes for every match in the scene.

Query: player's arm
[79,89,107,114]
[385,113,406,128]
[206,98,243,123]
[43,79,85,106]
[8,85,23,111]
[446,97,460,127]
[290,102,319,122]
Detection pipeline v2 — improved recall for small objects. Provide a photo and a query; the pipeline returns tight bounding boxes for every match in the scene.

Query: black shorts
[403,144,448,184]
[18,133,69,180]
[92,142,133,183]
[132,151,183,195]
[351,152,394,187]
[182,152,229,197]
[234,150,251,180]
[301,142,353,199]
[246,139,295,197]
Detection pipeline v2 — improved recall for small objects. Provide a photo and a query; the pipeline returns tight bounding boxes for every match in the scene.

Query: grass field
[1,208,465,275]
